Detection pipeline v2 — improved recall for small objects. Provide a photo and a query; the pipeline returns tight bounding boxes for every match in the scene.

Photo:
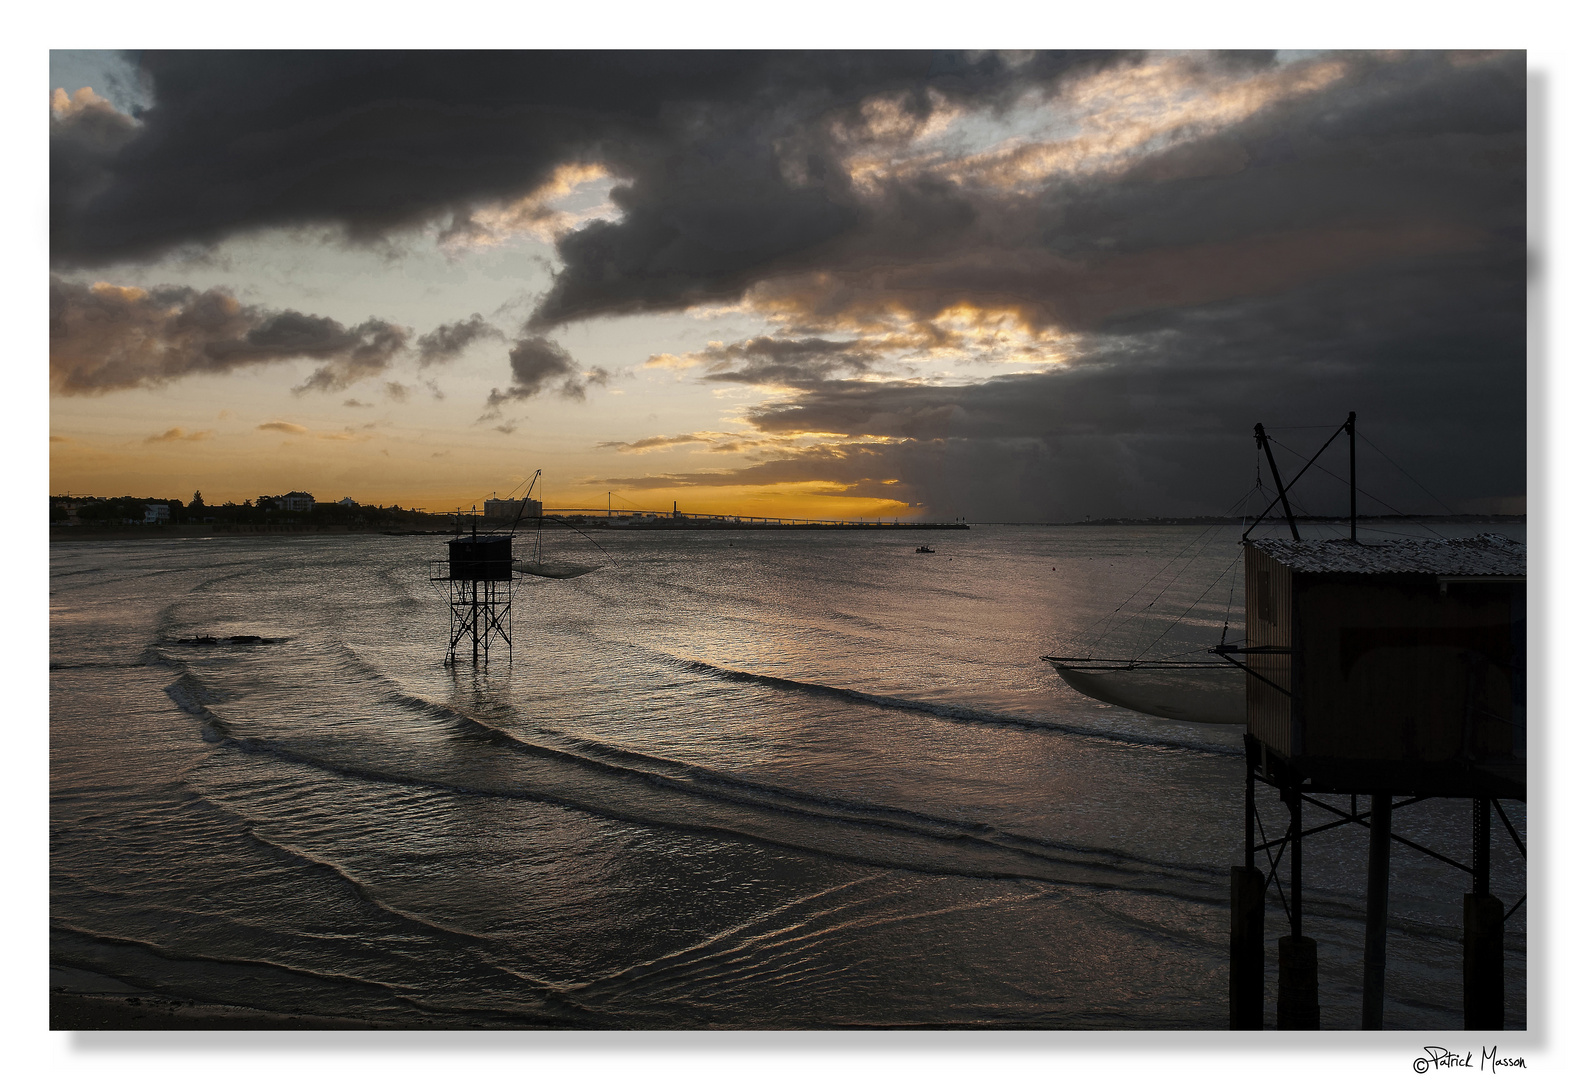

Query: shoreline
[49,515,1525,542]
[49,522,975,541]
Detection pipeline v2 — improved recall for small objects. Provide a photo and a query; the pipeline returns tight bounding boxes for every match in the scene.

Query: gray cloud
[415,313,504,367]
[597,433,711,453]
[49,275,409,394]
[143,427,213,443]
[483,336,604,413]
[651,336,880,386]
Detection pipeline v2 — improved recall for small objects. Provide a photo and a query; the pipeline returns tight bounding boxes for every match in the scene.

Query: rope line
[1085,486,1254,654]
[1357,432,1459,516]
[1268,436,1448,540]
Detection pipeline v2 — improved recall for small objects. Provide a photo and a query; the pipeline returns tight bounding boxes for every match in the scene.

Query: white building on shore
[484,497,542,521]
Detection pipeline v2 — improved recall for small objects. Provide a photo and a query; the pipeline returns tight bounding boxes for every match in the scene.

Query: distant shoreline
[48,515,1524,542]
[981,514,1527,527]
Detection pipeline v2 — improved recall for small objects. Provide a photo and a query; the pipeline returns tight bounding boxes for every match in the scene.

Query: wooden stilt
[1463,894,1504,1029]
[1278,935,1320,1029]
[1231,865,1265,1029]
[1464,798,1503,1029]
[1277,788,1319,1028]
[1362,793,1392,1030]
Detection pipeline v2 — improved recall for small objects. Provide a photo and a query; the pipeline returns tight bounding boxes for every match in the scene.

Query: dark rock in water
[513,560,601,580]
[174,634,274,645]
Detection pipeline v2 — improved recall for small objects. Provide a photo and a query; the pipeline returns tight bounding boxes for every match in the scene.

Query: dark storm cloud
[603,51,1523,516]
[49,274,408,394]
[689,245,1525,520]
[415,313,504,367]
[51,88,141,248]
[731,52,1525,341]
[524,54,1132,328]
[50,50,1120,270]
[51,52,1520,343]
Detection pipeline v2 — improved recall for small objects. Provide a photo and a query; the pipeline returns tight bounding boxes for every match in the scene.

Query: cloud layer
[50,51,1116,269]
[50,51,1525,516]
[49,275,410,394]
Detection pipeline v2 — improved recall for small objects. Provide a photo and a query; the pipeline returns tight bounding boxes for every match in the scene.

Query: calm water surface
[49,522,1526,1028]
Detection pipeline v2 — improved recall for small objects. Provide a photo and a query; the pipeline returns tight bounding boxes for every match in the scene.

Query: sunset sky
[48,48,1527,520]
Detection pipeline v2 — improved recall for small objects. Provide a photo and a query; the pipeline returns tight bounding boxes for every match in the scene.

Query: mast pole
[1348,412,1357,542]
[1254,423,1301,541]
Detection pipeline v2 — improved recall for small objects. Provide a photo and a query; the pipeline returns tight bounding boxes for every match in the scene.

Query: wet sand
[50,991,388,1030]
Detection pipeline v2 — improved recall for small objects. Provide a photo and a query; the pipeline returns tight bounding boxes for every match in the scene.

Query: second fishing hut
[1225,415,1526,1032]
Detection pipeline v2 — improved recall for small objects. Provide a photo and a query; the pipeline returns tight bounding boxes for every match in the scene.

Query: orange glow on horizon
[50,435,924,520]
[528,483,919,523]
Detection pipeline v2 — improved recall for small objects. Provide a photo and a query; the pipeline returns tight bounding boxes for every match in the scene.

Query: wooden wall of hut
[1245,544,1295,757]
[1296,578,1517,764]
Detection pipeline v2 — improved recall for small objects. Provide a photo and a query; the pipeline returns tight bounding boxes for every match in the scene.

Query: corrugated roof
[1250,533,1525,576]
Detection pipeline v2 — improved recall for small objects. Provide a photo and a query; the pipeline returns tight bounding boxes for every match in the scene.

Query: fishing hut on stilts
[1225,414,1526,1030]
[430,470,603,665]
[435,510,515,665]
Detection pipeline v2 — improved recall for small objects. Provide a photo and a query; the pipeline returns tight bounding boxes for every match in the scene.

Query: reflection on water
[50,523,1526,1028]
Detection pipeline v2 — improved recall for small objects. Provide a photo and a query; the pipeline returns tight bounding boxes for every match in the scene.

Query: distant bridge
[537,507,968,530]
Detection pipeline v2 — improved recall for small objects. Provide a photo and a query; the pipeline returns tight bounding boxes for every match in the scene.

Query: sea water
[49,522,1526,1028]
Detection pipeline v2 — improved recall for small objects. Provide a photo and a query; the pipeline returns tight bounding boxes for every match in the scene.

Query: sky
[47,49,1527,521]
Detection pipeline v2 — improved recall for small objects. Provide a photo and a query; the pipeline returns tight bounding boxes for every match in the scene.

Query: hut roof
[1250,533,1525,576]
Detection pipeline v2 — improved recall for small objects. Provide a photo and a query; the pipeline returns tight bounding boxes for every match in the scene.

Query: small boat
[916,545,935,554]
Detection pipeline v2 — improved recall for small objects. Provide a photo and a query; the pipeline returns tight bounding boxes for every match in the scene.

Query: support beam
[1288,787,1303,939]
[1254,423,1300,540]
[1362,793,1392,1029]
[1245,738,1257,866]
[1277,786,1318,1029]
[1472,797,1491,896]
[1347,411,1357,541]
[1232,740,1263,1029]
